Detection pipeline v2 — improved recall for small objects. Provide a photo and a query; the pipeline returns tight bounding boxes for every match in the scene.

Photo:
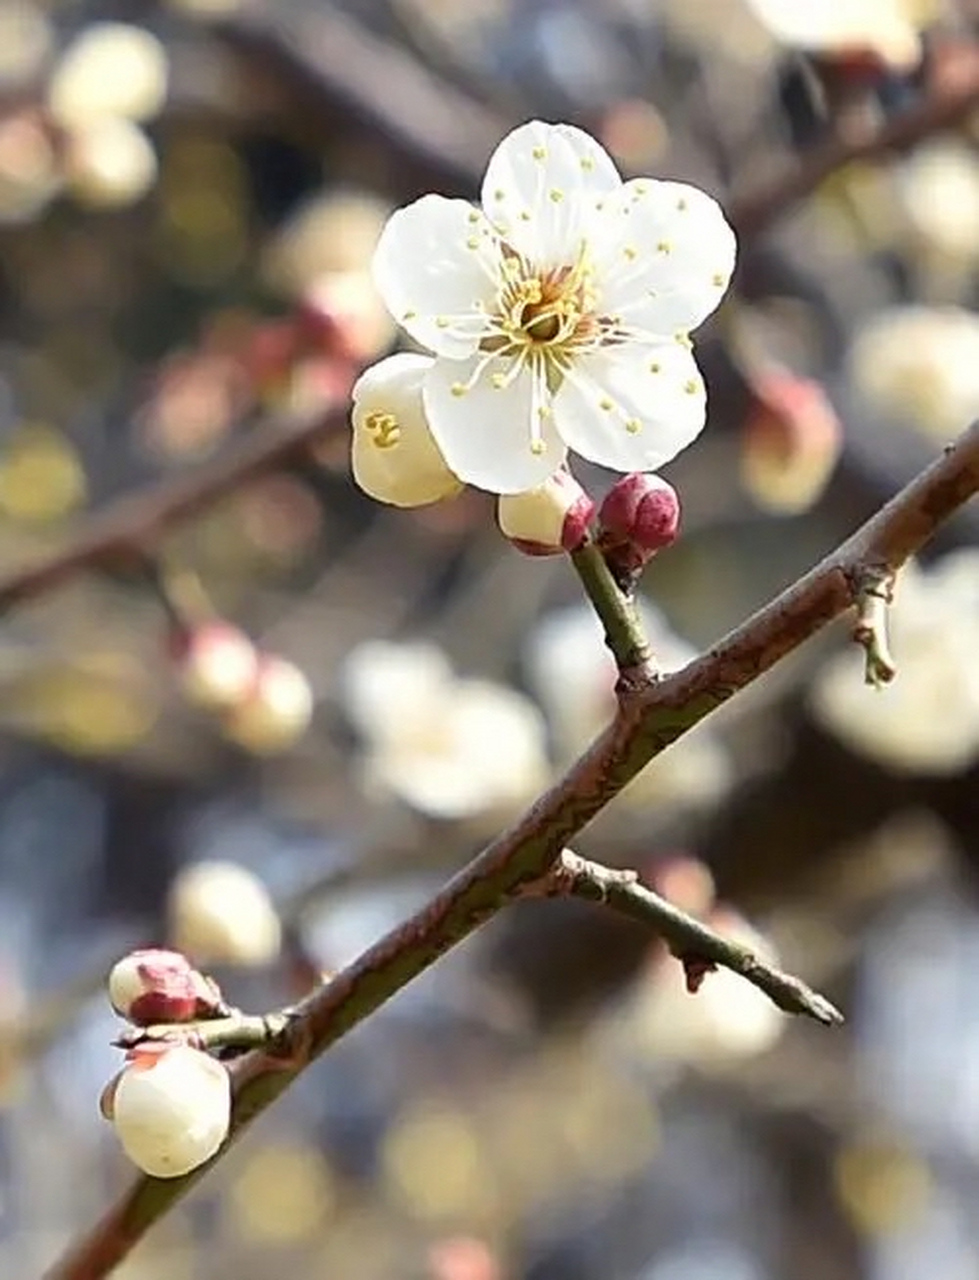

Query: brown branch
[44,421,979,1280]
[547,849,841,1023]
[0,404,346,615]
[731,64,979,240]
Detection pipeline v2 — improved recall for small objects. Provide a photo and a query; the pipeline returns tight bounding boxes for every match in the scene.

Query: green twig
[549,850,842,1025]
[851,567,897,687]
[570,541,652,672]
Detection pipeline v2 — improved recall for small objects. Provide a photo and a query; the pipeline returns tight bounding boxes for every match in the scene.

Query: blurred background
[0,0,978,1276]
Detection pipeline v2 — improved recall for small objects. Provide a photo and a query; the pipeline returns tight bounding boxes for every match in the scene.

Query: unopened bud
[48,23,169,127]
[497,470,594,557]
[741,370,842,514]
[168,859,281,967]
[597,472,680,573]
[108,948,224,1025]
[174,622,259,712]
[107,1044,231,1178]
[221,654,313,754]
[351,354,463,508]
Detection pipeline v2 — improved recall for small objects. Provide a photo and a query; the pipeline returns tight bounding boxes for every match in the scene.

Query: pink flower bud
[597,472,680,572]
[497,470,594,557]
[108,948,224,1025]
[108,1044,231,1177]
[173,622,259,713]
[741,370,842,514]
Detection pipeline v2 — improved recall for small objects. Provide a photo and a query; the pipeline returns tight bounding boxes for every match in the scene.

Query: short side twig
[546,849,842,1025]
[851,567,898,687]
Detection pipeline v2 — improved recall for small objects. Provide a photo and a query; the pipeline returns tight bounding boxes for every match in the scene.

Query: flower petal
[371,195,501,358]
[351,353,463,507]
[481,120,622,268]
[423,354,567,493]
[589,178,736,335]
[553,340,707,473]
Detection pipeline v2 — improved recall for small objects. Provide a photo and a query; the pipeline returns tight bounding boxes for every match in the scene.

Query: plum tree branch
[0,403,346,615]
[44,420,979,1280]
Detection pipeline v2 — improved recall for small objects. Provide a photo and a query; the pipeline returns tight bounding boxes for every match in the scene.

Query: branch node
[852,566,898,688]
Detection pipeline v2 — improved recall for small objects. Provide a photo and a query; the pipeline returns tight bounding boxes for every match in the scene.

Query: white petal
[481,120,622,268]
[351,353,463,507]
[553,340,707,473]
[423,355,566,494]
[371,195,501,358]
[589,178,736,335]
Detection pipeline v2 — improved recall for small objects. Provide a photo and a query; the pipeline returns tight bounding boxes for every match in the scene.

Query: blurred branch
[0,404,345,614]
[546,849,841,1024]
[45,420,979,1280]
[731,63,979,240]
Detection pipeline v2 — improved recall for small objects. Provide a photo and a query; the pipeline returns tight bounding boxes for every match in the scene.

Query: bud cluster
[103,949,232,1178]
[172,621,314,754]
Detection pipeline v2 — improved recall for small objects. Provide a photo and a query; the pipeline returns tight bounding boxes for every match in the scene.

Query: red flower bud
[108,948,224,1026]
[741,370,842,514]
[597,472,680,573]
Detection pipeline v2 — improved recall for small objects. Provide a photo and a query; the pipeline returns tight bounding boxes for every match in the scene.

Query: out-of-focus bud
[596,472,680,573]
[108,948,224,1026]
[105,1044,231,1178]
[174,622,259,713]
[351,354,463,508]
[47,23,169,127]
[168,860,282,967]
[740,370,842,514]
[496,470,594,556]
[221,655,313,754]
[64,117,157,209]
[299,272,396,364]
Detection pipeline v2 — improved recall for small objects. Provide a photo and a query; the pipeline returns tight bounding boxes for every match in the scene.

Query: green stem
[570,541,651,671]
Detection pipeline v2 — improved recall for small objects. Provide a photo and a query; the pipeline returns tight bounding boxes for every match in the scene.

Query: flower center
[487,251,596,359]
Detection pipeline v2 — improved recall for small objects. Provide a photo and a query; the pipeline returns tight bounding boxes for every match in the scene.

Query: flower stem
[570,540,651,673]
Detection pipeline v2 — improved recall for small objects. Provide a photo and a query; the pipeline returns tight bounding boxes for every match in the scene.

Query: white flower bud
[65,118,157,209]
[221,655,313,754]
[108,947,222,1025]
[48,23,168,127]
[168,860,281,967]
[175,623,259,713]
[496,470,594,556]
[351,353,463,507]
[108,1045,231,1178]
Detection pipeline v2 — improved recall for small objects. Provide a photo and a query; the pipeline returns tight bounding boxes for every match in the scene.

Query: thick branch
[45,421,979,1280]
[549,849,841,1024]
[0,405,345,614]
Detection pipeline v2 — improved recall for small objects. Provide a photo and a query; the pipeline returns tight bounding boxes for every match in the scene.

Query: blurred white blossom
[47,23,168,127]
[370,119,735,493]
[742,0,928,69]
[168,859,282,966]
[811,551,979,774]
[848,306,979,442]
[340,640,549,821]
[525,603,731,812]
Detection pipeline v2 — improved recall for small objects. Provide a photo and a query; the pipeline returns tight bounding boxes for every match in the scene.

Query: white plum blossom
[339,639,549,821]
[370,120,736,494]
